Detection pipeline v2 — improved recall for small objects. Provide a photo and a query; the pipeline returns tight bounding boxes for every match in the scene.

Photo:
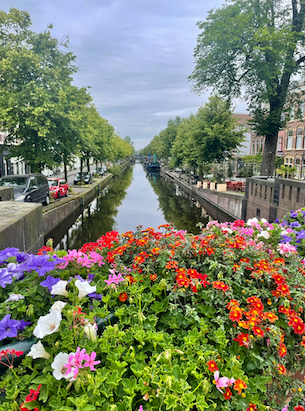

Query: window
[278,137,283,152]
[296,129,303,149]
[29,178,37,187]
[260,140,263,152]
[286,130,293,149]
[295,158,301,177]
[256,140,259,154]
[252,141,255,155]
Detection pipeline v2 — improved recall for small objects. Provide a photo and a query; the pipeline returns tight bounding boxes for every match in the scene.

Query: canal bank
[0,161,131,253]
[162,168,243,222]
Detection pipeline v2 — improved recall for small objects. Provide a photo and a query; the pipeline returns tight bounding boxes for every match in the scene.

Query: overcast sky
[3,0,247,150]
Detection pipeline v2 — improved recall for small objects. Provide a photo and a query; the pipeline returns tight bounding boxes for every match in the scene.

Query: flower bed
[1,216,305,410]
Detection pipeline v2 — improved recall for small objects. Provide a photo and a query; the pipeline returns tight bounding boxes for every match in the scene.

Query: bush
[1,219,305,410]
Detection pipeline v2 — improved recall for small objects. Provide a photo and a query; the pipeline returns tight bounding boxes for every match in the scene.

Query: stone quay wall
[0,187,14,201]
[242,177,305,222]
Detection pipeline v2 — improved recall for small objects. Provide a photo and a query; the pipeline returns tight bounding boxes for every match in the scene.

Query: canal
[50,162,211,250]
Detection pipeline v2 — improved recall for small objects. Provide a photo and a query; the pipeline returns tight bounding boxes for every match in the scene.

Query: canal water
[50,162,210,250]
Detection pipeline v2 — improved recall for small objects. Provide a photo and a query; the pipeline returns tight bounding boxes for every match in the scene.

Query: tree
[189,0,305,176]
[192,95,245,164]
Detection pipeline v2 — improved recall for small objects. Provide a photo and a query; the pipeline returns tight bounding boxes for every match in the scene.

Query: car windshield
[0,177,27,188]
[48,180,58,187]
[76,172,89,177]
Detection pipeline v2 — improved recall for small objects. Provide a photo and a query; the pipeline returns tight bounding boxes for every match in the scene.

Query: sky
[3,0,248,150]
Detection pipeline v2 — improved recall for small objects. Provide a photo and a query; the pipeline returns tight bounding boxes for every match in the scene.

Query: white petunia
[6,294,24,302]
[75,279,96,299]
[246,217,258,225]
[84,322,97,342]
[50,301,67,313]
[257,230,270,240]
[51,352,75,381]
[51,280,68,297]
[33,310,62,339]
[27,341,50,359]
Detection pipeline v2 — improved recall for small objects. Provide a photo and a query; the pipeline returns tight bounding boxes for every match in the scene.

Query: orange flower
[126,275,136,284]
[229,307,243,322]
[247,404,257,411]
[234,333,250,347]
[150,274,157,281]
[233,378,247,394]
[119,292,128,302]
[263,312,279,323]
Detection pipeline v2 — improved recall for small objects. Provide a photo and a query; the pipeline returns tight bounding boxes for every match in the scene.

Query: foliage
[189,0,305,176]
[0,8,134,172]
[276,166,297,179]
[1,216,305,410]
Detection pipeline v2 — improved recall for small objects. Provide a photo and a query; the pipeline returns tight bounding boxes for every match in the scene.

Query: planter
[217,183,227,192]
[197,181,202,189]
[210,182,216,190]
[202,181,208,189]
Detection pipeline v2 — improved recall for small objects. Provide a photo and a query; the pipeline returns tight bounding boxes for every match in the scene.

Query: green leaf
[196,396,209,410]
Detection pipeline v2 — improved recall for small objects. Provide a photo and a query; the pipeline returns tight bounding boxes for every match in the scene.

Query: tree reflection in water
[146,172,209,234]
[54,166,133,250]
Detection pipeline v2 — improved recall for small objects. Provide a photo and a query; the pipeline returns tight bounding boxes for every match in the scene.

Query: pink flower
[139,406,144,411]
[65,347,87,377]
[281,406,288,411]
[213,371,230,393]
[278,243,297,257]
[84,351,101,371]
[105,273,124,286]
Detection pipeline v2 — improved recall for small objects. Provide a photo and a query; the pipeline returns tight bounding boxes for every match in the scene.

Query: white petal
[51,280,68,296]
[27,341,50,359]
[50,301,67,313]
[33,311,62,339]
[75,279,96,299]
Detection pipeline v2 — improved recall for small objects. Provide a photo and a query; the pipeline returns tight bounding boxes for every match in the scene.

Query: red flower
[223,387,232,400]
[277,364,286,375]
[295,406,305,411]
[119,292,128,302]
[234,333,250,347]
[229,307,243,322]
[247,404,257,411]
[253,326,265,338]
[206,360,218,372]
[278,342,287,358]
[149,274,157,281]
[212,281,229,292]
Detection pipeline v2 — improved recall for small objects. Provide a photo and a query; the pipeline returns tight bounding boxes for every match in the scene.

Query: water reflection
[51,164,211,250]
[146,172,209,234]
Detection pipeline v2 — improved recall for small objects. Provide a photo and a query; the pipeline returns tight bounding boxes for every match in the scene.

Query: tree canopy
[141,95,245,171]
[0,8,134,174]
[189,0,305,176]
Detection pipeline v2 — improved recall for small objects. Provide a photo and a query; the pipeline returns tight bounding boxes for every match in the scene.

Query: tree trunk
[64,162,68,182]
[87,157,90,172]
[80,157,83,184]
[260,133,278,176]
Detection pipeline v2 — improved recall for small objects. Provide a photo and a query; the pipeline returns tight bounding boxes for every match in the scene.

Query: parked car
[47,178,69,199]
[93,166,107,176]
[74,172,93,185]
[0,174,50,205]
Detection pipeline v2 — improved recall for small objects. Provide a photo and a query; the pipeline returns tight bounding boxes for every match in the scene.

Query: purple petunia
[297,231,305,241]
[22,255,58,277]
[16,319,32,332]
[280,235,293,243]
[88,292,103,301]
[0,268,13,288]
[290,221,302,228]
[40,275,61,292]
[0,314,21,341]
[290,212,298,218]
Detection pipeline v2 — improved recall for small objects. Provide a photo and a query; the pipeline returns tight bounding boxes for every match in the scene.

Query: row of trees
[0,8,134,179]
[141,95,245,173]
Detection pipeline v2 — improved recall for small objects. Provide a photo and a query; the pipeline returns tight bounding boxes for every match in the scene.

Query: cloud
[3,0,246,150]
